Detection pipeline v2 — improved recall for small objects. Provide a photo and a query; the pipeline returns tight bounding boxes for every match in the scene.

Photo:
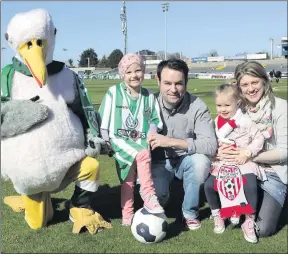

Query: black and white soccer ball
[225,179,235,192]
[131,207,168,244]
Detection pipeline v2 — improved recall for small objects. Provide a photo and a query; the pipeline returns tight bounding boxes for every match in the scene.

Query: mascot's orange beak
[18,39,48,88]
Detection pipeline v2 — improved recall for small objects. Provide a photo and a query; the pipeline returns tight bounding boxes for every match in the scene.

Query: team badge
[217,164,242,201]
[125,114,138,129]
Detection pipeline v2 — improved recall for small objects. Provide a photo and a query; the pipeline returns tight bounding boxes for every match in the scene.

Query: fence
[82,73,156,81]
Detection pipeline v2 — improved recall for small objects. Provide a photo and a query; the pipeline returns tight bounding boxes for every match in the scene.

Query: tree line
[67,48,271,68]
[67,48,124,69]
[67,48,189,69]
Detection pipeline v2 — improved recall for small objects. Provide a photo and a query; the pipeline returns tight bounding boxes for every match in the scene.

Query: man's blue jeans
[150,154,211,220]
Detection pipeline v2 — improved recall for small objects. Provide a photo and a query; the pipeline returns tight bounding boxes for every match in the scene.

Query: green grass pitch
[1,79,287,253]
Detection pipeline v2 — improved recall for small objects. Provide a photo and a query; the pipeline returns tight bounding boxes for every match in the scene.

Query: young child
[98,53,164,226]
[204,84,269,244]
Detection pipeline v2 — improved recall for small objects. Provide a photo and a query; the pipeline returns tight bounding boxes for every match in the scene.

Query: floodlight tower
[162,2,169,60]
[269,37,274,60]
[120,1,127,55]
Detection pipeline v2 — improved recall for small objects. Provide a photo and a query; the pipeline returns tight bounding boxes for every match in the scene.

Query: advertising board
[207,56,225,62]
[191,57,208,63]
[246,53,267,60]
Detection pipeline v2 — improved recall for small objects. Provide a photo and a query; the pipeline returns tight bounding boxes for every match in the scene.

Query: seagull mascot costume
[1,8,112,234]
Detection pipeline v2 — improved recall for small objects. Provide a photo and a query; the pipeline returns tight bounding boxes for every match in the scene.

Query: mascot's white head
[5,9,56,87]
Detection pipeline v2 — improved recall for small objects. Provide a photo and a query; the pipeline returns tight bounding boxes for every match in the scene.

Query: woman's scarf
[246,96,273,139]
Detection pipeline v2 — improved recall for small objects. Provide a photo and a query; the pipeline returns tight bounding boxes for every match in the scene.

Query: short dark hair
[157,58,189,83]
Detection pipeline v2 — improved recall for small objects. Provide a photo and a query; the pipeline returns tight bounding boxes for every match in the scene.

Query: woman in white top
[216,61,287,238]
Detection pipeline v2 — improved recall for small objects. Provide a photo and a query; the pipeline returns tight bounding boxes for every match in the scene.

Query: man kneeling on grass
[147,58,217,230]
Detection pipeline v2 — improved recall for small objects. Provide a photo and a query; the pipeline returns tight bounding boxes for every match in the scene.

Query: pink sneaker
[241,215,258,243]
[185,218,201,230]
[143,194,164,214]
[213,214,225,234]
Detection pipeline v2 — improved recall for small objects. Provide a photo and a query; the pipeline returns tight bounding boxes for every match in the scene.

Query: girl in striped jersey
[99,53,164,226]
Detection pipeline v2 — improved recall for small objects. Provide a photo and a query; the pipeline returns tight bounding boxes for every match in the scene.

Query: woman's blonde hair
[233,61,275,107]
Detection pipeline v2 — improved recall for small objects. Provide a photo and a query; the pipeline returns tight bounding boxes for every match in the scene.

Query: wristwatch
[244,150,252,158]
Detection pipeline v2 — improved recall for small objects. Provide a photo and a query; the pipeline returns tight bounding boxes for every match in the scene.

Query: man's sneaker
[143,194,164,214]
[185,218,201,230]
[230,214,240,225]
[213,214,225,234]
[241,215,258,243]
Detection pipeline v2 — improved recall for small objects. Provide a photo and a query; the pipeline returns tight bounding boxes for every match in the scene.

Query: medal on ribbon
[121,82,143,142]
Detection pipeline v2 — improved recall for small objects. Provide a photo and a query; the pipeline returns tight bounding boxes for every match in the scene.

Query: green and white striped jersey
[99,82,163,181]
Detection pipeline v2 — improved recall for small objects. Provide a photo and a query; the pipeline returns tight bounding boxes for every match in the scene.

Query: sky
[1,1,287,67]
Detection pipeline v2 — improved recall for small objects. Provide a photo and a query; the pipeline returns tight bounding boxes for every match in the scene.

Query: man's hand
[148,133,172,150]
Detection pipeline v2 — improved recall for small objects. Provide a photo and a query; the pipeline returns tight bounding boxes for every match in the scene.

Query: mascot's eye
[37,40,43,47]
[27,41,33,49]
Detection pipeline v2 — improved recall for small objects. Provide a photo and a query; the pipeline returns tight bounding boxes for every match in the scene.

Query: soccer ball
[225,179,235,192]
[131,208,168,244]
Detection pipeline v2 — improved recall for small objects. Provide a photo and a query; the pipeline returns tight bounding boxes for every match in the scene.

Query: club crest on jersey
[217,164,242,201]
[125,114,138,129]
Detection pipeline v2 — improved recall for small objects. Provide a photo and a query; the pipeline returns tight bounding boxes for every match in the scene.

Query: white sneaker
[213,215,225,234]
[230,214,240,225]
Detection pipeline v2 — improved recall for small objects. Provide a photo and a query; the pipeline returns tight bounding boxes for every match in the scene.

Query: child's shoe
[121,215,134,226]
[230,213,240,225]
[241,214,258,243]
[213,213,225,234]
[143,194,164,214]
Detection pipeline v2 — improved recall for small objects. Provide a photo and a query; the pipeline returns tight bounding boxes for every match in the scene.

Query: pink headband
[118,53,145,78]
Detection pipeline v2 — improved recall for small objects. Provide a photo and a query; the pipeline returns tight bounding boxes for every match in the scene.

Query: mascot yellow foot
[23,192,54,230]
[69,207,112,235]
[4,193,54,230]
[4,196,25,212]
